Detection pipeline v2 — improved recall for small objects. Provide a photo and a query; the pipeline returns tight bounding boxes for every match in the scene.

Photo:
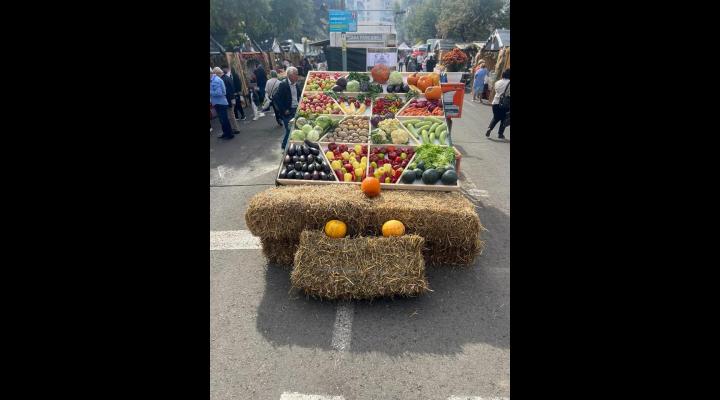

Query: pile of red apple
[324,143,368,182]
[306,72,345,91]
[369,146,415,184]
[298,93,341,117]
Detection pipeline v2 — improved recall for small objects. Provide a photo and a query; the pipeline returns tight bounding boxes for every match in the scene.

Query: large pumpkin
[371,64,391,84]
[416,75,433,92]
[407,73,419,86]
[425,86,442,101]
[382,220,405,237]
[324,220,347,238]
[361,177,381,197]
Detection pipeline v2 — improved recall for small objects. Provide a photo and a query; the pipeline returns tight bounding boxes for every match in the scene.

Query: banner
[366,47,397,70]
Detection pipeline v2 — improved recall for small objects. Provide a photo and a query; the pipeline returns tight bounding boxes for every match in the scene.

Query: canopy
[397,42,411,51]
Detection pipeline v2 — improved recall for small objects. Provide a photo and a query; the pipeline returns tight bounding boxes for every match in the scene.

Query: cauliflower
[390,129,410,144]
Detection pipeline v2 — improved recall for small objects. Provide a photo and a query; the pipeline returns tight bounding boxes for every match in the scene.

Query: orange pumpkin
[425,86,442,100]
[382,220,405,237]
[361,177,381,197]
[429,72,440,86]
[416,76,433,92]
[324,220,347,238]
[407,73,419,86]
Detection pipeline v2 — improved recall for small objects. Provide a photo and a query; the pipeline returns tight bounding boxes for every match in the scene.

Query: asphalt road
[210,99,510,400]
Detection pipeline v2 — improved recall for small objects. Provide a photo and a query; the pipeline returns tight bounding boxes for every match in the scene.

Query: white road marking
[330,302,355,351]
[280,392,345,400]
[210,230,261,250]
[448,397,509,400]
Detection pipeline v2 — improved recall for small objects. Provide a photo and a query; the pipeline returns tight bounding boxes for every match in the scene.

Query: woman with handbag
[486,69,510,140]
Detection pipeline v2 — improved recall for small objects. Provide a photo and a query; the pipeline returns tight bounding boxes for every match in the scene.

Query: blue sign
[329,10,357,32]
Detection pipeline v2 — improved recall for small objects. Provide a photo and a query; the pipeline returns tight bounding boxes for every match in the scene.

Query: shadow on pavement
[255,203,509,355]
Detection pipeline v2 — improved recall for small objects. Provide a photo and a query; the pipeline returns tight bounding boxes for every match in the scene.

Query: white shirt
[289,80,298,108]
[492,79,510,105]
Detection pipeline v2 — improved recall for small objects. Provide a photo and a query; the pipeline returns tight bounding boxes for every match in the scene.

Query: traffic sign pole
[342,33,347,71]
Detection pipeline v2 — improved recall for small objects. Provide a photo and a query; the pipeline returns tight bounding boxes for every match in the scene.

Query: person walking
[210,67,234,140]
[254,64,268,105]
[230,67,246,121]
[218,67,241,135]
[274,67,302,150]
[473,62,489,102]
[486,69,510,140]
[426,55,437,73]
[265,70,283,127]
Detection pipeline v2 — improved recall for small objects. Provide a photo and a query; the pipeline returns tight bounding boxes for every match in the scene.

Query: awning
[397,42,411,50]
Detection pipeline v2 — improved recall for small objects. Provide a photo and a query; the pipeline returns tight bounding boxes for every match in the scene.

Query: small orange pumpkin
[425,86,442,100]
[416,75,433,92]
[382,220,405,237]
[407,73,419,86]
[324,220,347,238]
[361,177,381,197]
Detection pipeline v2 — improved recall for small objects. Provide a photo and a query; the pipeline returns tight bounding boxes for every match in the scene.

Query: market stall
[277,68,462,192]
[245,66,483,300]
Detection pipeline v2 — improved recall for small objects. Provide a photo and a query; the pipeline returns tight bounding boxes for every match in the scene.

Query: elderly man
[273,66,302,150]
[218,67,241,135]
[210,67,234,140]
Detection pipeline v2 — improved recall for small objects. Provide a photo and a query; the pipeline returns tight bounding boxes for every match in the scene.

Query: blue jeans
[214,104,233,137]
[280,107,296,149]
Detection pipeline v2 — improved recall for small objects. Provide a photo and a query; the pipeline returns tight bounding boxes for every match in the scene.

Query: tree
[210,0,272,48]
[436,0,509,41]
[404,0,441,43]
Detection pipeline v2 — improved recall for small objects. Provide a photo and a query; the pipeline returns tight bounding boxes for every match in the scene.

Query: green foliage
[399,0,509,43]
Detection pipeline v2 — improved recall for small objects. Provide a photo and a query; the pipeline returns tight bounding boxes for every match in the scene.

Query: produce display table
[277,70,463,192]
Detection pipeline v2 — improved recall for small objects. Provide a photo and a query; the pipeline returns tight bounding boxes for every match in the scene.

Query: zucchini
[429,131,436,143]
[421,129,430,143]
[404,119,421,125]
[429,122,440,134]
[428,117,444,124]
[439,131,447,145]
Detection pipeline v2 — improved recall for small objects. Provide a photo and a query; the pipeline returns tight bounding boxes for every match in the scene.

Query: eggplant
[286,170,296,179]
[304,140,320,150]
[307,154,315,164]
[303,172,312,180]
[287,144,296,156]
[319,171,326,180]
[286,164,294,172]
[299,155,306,163]
[279,170,287,179]
[310,147,320,156]
[312,171,320,180]
[307,163,315,172]
[332,85,344,92]
[284,155,291,164]
[295,171,303,179]
[294,161,302,171]
[292,155,299,163]
[302,145,311,156]
[302,163,309,172]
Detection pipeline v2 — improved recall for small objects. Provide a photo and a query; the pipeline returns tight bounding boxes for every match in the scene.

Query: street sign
[329,9,357,32]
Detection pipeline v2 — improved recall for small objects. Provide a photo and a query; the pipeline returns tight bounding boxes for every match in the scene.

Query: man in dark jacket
[220,67,241,134]
[426,55,437,73]
[230,68,246,121]
[254,64,268,105]
[274,67,301,150]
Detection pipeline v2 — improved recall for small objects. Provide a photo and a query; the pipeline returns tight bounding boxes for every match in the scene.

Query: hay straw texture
[260,237,298,266]
[245,184,483,266]
[291,231,429,300]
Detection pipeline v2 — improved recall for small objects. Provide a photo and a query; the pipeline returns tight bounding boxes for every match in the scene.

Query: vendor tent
[485,29,510,51]
[397,42,411,51]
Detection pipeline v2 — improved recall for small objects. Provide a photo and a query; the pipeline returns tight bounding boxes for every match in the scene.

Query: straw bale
[260,237,297,266]
[291,231,429,300]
